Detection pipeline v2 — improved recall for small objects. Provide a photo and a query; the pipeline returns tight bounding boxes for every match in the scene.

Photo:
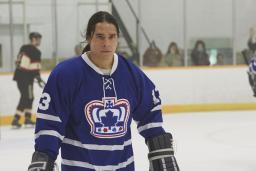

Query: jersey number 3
[39,92,51,110]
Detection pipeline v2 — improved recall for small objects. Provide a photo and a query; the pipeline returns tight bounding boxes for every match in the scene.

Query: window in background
[186,0,233,66]
[235,0,256,65]
[140,0,184,67]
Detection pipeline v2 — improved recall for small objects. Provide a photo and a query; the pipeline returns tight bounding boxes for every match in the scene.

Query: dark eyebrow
[95,33,104,36]
[109,34,117,37]
[95,33,116,36]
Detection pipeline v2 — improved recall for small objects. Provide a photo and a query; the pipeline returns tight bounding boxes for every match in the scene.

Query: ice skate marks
[85,97,130,138]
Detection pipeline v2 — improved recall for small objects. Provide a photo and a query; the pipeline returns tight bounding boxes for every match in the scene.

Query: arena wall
[0,65,255,125]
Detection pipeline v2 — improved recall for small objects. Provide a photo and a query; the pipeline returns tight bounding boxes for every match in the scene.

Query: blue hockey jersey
[34,53,165,171]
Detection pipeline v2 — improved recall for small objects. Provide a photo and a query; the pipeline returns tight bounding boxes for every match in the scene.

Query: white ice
[0,110,256,171]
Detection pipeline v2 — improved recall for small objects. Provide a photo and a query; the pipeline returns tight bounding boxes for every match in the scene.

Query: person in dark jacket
[191,40,210,66]
[11,32,45,128]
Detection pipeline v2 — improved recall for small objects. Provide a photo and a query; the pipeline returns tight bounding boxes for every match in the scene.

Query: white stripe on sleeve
[137,122,163,133]
[35,130,64,141]
[36,113,62,122]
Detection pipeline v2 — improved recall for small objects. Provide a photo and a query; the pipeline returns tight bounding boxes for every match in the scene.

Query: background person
[247,55,256,97]
[191,40,210,66]
[11,32,45,128]
[161,42,184,66]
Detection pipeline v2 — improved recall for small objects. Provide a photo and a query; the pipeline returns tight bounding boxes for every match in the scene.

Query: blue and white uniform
[248,56,256,96]
[34,53,165,171]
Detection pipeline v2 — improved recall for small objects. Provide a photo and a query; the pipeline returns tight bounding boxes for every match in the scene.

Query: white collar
[81,52,118,75]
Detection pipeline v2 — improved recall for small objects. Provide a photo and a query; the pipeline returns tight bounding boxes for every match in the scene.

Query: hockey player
[28,11,179,171]
[12,32,45,128]
[248,55,256,97]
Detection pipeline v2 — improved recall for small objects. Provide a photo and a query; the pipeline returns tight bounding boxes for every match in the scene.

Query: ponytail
[82,44,90,53]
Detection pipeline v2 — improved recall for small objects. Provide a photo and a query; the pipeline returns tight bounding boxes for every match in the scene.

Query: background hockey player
[12,32,45,128]
[28,11,179,171]
[248,55,256,97]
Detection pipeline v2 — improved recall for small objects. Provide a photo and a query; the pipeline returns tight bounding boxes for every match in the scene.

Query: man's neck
[88,52,114,69]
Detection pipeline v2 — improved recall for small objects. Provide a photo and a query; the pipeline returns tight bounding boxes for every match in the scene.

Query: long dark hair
[193,40,206,51]
[166,42,179,55]
[82,11,120,53]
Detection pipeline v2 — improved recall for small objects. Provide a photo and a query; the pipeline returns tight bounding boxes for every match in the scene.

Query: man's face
[31,37,41,47]
[88,22,118,58]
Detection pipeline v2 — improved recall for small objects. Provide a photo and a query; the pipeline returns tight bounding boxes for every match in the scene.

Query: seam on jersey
[62,138,132,151]
[36,112,62,122]
[35,130,64,140]
[61,156,134,170]
[137,122,163,133]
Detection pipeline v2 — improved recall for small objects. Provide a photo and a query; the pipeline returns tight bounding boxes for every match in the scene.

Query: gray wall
[0,0,256,71]
[0,0,110,71]
[110,0,256,65]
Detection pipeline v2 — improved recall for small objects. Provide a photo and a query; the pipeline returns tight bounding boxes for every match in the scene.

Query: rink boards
[1,65,256,125]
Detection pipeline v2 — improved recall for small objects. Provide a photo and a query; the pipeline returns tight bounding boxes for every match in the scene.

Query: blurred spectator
[143,41,163,66]
[161,42,184,66]
[248,26,256,53]
[191,40,210,66]
[241,26,256,64]
[74,43,83,56]
[215,53,224,65]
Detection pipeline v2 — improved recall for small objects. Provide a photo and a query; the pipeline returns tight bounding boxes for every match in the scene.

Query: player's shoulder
[20,44,40,53]
[21,44,31,48]
[58,55,82,67]
[117,54,150,83]
[45,57,83,95]
[50,56,83,80]
[20,44,32,50]
[117,54,144,75]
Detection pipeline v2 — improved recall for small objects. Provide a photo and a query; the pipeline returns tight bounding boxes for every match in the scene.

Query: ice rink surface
[0,110,256,171]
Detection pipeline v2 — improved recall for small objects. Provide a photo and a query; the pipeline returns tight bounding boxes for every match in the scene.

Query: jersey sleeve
[132,71,165,140]
[16,45,25,63]
[34,65,74,160]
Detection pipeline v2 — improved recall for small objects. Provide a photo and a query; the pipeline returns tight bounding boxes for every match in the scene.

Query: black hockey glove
[35,75,46,88]
[147,133,179,171]
[28,151,55,171]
